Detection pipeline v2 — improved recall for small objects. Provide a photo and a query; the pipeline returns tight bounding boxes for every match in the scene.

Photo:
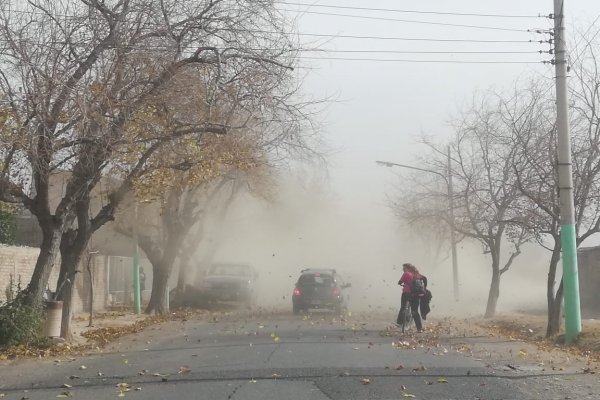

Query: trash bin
[44,300,63,337]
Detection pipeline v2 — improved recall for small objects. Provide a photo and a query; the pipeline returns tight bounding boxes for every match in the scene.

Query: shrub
[0,277,45,347]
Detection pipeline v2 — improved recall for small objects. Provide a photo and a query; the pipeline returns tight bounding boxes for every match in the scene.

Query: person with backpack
[396,262,427,332]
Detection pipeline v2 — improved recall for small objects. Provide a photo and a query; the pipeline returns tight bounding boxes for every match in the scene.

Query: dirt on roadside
[0,309,209,361]
[2,308,600,370]
[479,313,600,359]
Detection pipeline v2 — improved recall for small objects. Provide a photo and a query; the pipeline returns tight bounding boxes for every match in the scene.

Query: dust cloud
[180,173,550,319]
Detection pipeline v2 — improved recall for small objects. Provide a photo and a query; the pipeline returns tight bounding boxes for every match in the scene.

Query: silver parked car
[198,263,258,303]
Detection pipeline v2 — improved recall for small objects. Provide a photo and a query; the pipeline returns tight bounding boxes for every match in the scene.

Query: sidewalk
[0,309,202,361]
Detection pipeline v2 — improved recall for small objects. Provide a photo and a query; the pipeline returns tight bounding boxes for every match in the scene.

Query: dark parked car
[292,269,351,315]
[198,263,258,303]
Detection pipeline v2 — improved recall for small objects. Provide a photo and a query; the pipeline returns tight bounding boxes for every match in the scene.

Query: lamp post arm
[375,160,448,184]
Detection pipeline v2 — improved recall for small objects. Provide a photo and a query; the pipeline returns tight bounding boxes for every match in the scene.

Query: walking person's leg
[397,293,409,325]
[410,296,423,331]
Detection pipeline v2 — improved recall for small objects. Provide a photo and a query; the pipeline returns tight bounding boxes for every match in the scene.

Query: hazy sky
[278,0,600,212]
[213,2,600,314]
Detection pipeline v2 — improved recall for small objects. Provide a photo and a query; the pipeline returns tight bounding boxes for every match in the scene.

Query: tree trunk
[56,198,92,340]
[146,264,169,314]
[87,254,94,327]
[56,231,90,340]
[24,221,64,308]
[485,267,501,318]
[176,255,191,296]
[144,222,187,314]
[546,241,563,337]
[547,278,564,337]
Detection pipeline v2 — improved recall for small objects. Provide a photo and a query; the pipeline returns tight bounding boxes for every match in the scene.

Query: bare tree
[511,26,600,336]
[173,176,245,299]
[135,176,239,314]
[394,93,531,318]
[0,0,315,310]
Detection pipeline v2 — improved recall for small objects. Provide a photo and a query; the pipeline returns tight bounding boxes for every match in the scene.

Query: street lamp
[376,148,459,302]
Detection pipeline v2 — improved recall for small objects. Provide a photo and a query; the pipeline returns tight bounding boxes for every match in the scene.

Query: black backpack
[412,275,426,296]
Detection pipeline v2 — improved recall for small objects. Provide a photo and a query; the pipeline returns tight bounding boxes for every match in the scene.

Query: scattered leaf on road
[518,350,528,358]
[178,366,192,374]
[437,378,448,383]
[360,378,370,385]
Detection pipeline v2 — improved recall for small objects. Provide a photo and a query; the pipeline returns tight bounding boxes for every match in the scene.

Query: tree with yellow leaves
[0,0,319,314]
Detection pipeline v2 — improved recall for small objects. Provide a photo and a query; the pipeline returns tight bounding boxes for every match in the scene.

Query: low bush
[0,277,45,347]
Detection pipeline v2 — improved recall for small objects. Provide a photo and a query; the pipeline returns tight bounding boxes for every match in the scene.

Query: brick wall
[0,245,107,314]
[0,245,55,301]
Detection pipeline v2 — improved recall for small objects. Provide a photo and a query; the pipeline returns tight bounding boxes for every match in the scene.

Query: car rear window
[298,274,334,286]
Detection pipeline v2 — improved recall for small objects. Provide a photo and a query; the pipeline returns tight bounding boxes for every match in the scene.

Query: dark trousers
[397,293,422,331]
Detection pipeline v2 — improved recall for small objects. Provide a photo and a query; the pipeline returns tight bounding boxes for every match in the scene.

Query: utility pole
[553,0,581,343]
[447,146,459,302]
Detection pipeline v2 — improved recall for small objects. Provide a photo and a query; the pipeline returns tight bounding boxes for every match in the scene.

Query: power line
[278,9,542,33]
[276,31,549,44]
[298,56,546,64]
[310,50,546,55]
[276,2,547,19]
[0,35,547,54]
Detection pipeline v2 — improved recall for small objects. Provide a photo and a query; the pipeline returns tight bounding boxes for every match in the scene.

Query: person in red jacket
[396,262,424,332]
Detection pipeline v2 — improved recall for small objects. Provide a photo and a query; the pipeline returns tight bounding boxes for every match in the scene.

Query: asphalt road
[0,312,597,399]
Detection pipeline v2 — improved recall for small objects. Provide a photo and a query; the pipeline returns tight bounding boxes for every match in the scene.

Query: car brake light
[293,289,301,295]
[332,288,340,296]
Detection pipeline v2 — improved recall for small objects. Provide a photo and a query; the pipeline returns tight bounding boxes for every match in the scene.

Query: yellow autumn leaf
[518,350,528,358]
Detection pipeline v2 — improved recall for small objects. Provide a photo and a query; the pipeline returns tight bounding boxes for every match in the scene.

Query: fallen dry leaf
[178,366,192,374]
[360,378,370,385]
[518,350,528,358]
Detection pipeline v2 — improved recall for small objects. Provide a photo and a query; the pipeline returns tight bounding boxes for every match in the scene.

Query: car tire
[293,305,301,315]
